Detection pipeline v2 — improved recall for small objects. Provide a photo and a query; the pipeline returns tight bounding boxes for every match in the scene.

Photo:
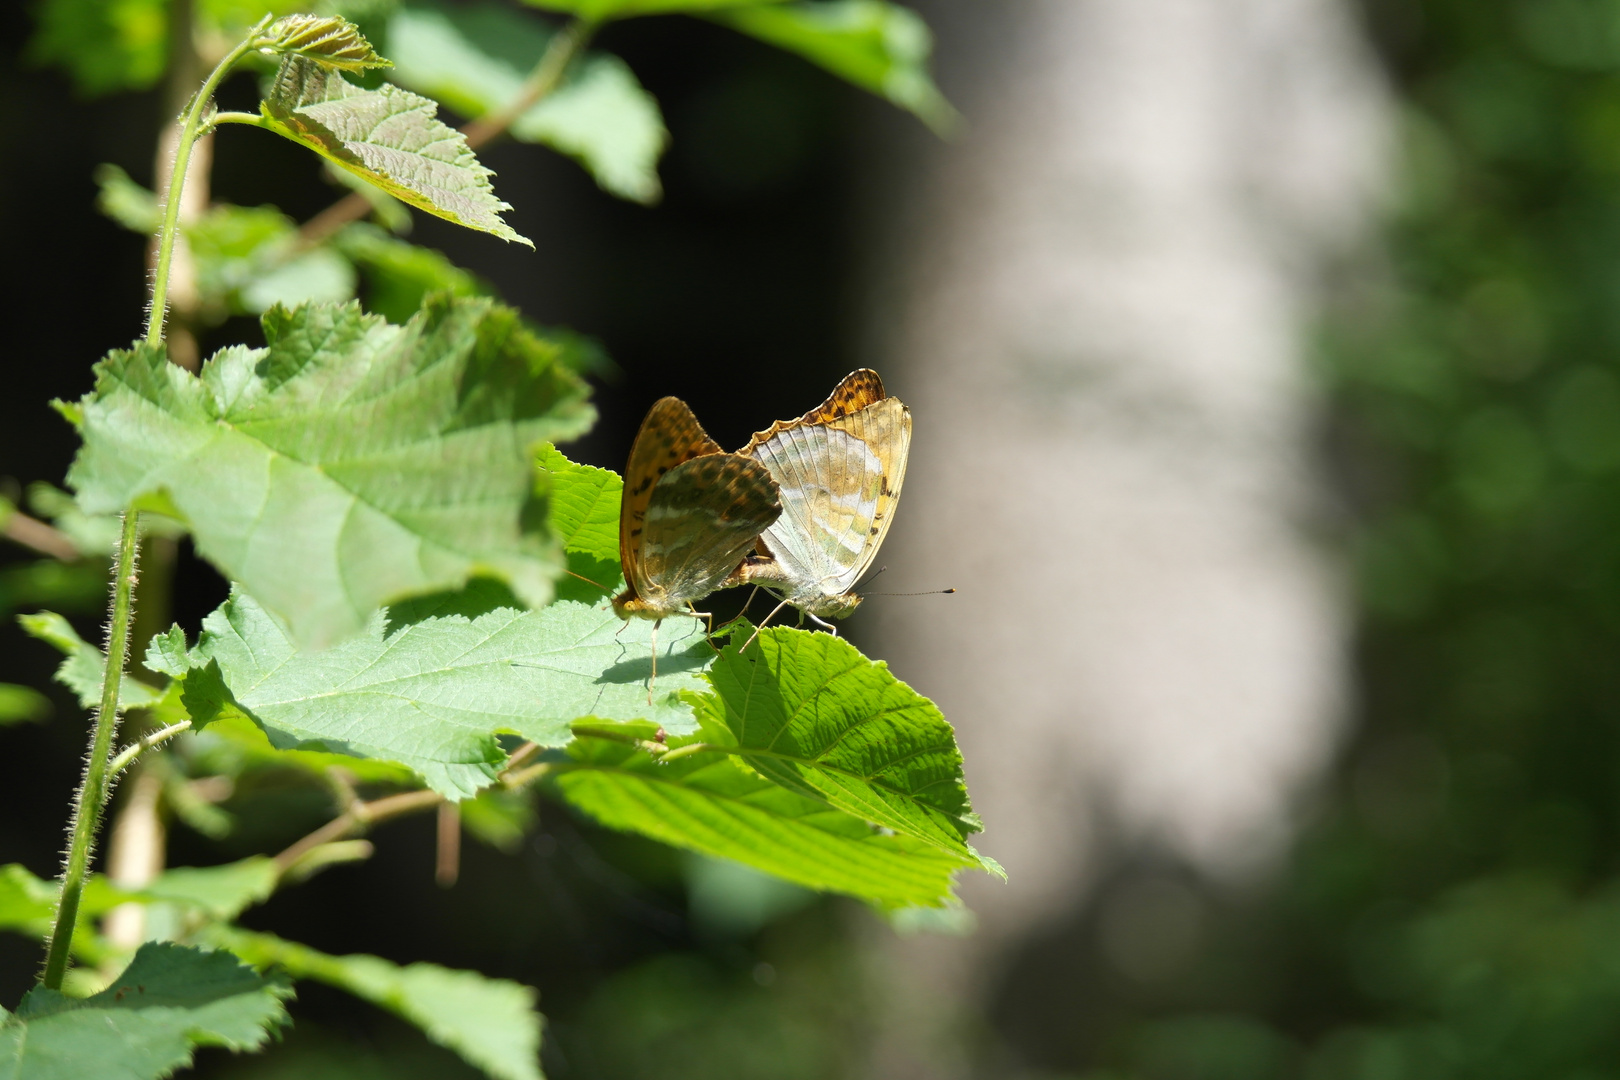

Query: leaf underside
[259,55,531,244]
[259,14,391,72]
[67,297,592,649]
[550,734,970,907]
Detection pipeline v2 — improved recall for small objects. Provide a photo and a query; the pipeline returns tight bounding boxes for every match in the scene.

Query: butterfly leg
[743,596,794,652]
[648,619,660,706]
[807,611,838,635]
[686,603,714,637]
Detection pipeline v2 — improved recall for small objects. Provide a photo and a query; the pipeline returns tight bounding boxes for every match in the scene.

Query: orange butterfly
[613,396,782,699]
[727,369,910,633]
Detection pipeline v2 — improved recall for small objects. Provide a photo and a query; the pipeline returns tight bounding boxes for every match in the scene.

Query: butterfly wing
[739,370,911,606]
[618,397,724,608]
[638,453,782,609]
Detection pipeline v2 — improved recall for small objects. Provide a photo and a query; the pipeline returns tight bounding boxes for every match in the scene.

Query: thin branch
[298,17,595,246]
[108,720,192,777]
[2,510,81,561]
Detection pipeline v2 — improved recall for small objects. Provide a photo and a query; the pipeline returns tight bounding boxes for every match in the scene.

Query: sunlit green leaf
[65,298,593,648]
[537,443,622,602]
[549,731,971,906]
[703,627,994,869]
[188,203,358,319]
[713,1,956,132]
[215,927,543,1080]
[17,610,166,711]
[156,587,712,798]
[259,14,391,71]
[258,55,531,245]
[388,0,668,202]
[0,943,291,1079]
[26,0,167,97]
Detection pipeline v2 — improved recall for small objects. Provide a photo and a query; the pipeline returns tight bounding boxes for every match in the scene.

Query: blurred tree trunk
[860,0,1390,1073]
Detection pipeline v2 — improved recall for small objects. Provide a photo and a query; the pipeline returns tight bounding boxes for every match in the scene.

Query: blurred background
[5,0,1620,1076]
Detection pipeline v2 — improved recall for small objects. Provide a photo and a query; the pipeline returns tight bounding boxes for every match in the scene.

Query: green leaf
[26,0,167,96]
[0,683,51,726]
[0,560,108,620]
[461,786,537,852]
[549,732,971,906]
[537,443,622,602]
[66,298,593,649]
[387,0,668,203]
[334,222,491,324]
[139,857,279,921]
[713,1,956,132]
[94,164,162,234]
[703,627,993,869]
[216,928,543,1080]
[259,14,391,71]
[520,0,784,19]
[17,611,166,711]
[258,55,531,245]
[158,588,713,798]
[0,943,291,1079]
[187,203,358,319]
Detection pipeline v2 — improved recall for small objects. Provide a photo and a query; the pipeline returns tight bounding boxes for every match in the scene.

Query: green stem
[42,511,141,990]
[144,16,271,348]
[108,720,193,778]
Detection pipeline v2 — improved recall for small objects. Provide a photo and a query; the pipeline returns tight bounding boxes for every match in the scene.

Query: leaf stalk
[41,511,141,990]
[145,15,273,347]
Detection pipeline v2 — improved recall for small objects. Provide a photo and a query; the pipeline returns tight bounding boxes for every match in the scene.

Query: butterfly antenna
[864,587,958,597]
[566,568,609,590]
[743,596,794,652]
[853,565,889,592]
[713,586,761,637]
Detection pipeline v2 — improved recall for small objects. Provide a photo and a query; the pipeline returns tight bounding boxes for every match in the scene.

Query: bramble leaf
[388,0,668,203]
[94,164,162,234]
[549,732,970,906]
[187,203,357,319]
[259,14,391,71]
[26,0,168,97]
[0,943,291,1080]
[713,1,956,132]
[215,928,543,1080]
[66,298,593,648]
[538,443,622,602]
[155,588,712,798]
[703,627,994,869]
[258,55,531,244]
[17,611,166,711]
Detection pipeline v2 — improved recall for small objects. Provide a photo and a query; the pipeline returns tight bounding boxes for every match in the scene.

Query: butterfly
[613,396,783,698]
[726,369,911,633]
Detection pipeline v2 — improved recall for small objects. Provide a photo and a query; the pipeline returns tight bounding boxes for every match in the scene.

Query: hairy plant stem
[297,16,596,245]
[145,16,271,347]
[41,512,141,990]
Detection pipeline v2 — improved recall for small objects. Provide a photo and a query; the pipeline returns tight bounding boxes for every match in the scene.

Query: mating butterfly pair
[611,369,910,642]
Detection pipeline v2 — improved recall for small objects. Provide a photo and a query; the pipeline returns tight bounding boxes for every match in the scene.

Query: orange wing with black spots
[614,397,781,621]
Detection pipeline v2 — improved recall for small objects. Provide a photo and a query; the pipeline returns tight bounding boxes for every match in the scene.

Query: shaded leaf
[216,928,543,1080]
[94,163,162,234]
[17,611,166,711]
[259,14,391,71]
[537,443,622,603]
[333,222,491,324]
[259,55,530,244]
[66,298,593,648]
[26,0,167,96]
[187,203,357,319]
[548,732,971,907]
[157,588,712,798]
[0,684,51,726]
[388,0,668,202]
[713,1,956,132]
[703,627,994,870]
[139,857,279,921]
[0,943,291,1079]
[520,0,783,19]
[0,560,107,619]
